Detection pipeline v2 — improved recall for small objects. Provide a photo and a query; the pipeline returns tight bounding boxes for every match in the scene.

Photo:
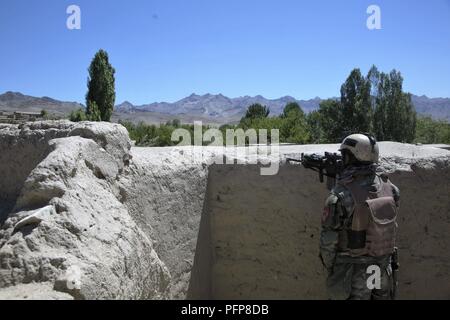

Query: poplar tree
[86,49,116,122]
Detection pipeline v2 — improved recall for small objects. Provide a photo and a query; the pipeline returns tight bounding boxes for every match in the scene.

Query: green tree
[172,119,181,127]
[317,99,344,142]
[385,70,404,141]
[340,68,372,134]
[86,100,102,121]
[69,108,87,122]
[281,102,304,118]
[280,102,309,143]
[398,93,417,142]
[40,109,48,119]
[306,110,325,143]
[372,69,417,142]
[414,116,450,144]
[372,72,389,141]
[367,65,381,100]
[239,116,284,144]
[243,103,270,120]
[86,49,116,122]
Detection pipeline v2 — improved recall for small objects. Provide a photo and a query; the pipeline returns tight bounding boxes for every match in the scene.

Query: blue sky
[0,0,449,105]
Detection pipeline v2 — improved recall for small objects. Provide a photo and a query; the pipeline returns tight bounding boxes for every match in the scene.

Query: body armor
[337,174,398,257]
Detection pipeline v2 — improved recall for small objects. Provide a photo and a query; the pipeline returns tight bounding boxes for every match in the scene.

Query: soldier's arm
[319,193,345,273]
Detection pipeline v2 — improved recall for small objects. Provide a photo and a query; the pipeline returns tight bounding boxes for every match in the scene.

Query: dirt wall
[189,158,450,299]
[1,122,449,300]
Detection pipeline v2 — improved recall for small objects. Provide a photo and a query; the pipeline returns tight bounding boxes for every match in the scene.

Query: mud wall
[1,122,449,300]
[0,125,57,222]
[118,147,209,299]
[0,122,171,300]
[189,159,450,299]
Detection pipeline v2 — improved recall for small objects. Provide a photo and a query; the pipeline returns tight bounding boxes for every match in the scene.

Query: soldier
[319,134,400,300]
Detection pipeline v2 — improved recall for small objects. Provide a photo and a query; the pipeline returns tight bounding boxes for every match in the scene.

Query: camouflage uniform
[319,164,400,300]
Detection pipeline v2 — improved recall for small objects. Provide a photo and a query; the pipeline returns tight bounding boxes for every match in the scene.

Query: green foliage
[414,116,450,144]
[340,68,372,135]
[282,119,309,144]
[238,116,284,144]
[69,108,87,122]
[171,119,181,127]
[371,68,417,143]
[399,93,417,143]
[121,121,176,147]
[121,120,213,147]
[238,102,310,144]
[40,109,48,119]
[119,66,446,147]
[86,49,116,122]
[307,65,418,144]
[317,99,344,143]
[69,104,100,123]
[280,103,309,143]
[164,119,181,128]
[282,102,304,118]
[306,110,325,144]
[86,100,102,121]
[243,103,270,120]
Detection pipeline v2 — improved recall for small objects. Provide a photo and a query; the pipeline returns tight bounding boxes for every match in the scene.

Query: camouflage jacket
[319,164,400,272]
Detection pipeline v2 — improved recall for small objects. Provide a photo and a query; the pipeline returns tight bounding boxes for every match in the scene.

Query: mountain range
[114,93,327,124]
[1,91,449,124]
[0,91,84,117]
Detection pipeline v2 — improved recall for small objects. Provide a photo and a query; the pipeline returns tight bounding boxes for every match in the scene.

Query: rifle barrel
[286,158,302,163]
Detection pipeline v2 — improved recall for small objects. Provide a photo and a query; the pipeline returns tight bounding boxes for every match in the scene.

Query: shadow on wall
[187,190,213,299]
[187,161,450,299]
[187,164,329,299]
[0,137,53,224]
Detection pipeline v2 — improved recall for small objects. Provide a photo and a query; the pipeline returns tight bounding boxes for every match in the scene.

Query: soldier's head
[339,133,379,167]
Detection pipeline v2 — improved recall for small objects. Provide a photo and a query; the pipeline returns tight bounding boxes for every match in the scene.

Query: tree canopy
[86,49,116,122]
[243,103,270,119]
[116,65,443,147]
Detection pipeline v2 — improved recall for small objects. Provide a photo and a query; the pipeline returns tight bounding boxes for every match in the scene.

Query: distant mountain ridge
[410,95,450,122]
[116,93,450,122]
[1,91,449,124]
[0,92,83,116]
[116,93,330,119]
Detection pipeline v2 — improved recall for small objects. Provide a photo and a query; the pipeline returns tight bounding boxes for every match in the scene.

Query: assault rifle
[286,152,344,189]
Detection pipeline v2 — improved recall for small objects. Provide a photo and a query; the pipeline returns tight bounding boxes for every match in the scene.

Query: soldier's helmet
[339,133,379,164]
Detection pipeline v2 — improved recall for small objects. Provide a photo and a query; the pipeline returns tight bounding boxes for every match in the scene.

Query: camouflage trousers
[326,256,394,300]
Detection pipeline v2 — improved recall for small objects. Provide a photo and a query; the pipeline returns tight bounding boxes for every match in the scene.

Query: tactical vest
[338,174,398,257]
